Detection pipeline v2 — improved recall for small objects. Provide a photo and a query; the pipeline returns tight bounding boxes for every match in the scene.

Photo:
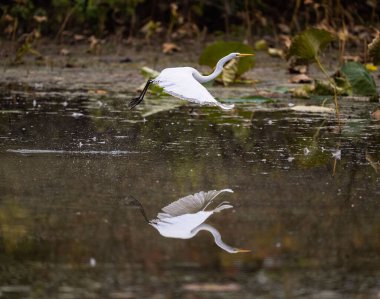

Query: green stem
[315,56,341,131]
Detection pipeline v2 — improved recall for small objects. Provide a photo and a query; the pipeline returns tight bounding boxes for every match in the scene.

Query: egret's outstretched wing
[153,67,234,110]
[157,189,233,219]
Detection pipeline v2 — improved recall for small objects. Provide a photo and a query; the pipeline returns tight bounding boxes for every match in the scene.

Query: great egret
[129,52,254,110]
[127,189,250,253]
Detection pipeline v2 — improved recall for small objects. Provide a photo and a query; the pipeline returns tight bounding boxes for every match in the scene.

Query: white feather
[153,67,234,110]
[158,189,233,218]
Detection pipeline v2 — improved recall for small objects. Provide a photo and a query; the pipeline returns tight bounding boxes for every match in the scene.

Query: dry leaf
[60,48,70,56]
[343,55,362,63]
[222,58,238,86]
[337,27,349,41]
[268,47,284,58]
[279,34,292,49]
[291,105,335,113]
[162,42,181,54]
[3,14,14,22]
[74,34,85,41]
[371,108,380,120]
[33,15,47,23]
[288,64,308,74]
[183,283,241,292]
[289,74,312,83]
[95,89,107,95]
[278,23,291,34]
[88,35,99,52]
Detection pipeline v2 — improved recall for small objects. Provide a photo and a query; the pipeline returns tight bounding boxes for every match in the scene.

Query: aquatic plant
[288,28,341,126]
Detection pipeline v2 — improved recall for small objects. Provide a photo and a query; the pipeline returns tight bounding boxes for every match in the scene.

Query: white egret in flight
[127,189,250,253]
[129,52,254,110]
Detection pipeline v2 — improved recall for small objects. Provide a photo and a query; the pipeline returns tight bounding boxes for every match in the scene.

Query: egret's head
[236,53,254,58]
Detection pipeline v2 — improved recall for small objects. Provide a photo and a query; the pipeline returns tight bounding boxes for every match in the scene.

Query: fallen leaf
[4,14,14,22]
[268,47,284,58]
[88,35,100,53]
[289,74,312,83]
[222,58,238,86]
[371,108,380,120]
[343,55,362,62]
[288,64,308,74]
[95,89,107,95]
[60,48,70,56]
[337,27,349,41]
[278,23,291,34]
[182,283,241,292]
[291,105,335,113]
[33,15,47,23]
[74,34,85,41]
[280,34,292,49]
[162,42,181,54]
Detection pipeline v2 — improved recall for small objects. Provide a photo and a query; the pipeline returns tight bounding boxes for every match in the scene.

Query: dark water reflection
[0,94,379,298]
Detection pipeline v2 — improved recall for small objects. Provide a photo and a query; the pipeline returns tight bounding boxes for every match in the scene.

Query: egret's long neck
[191,223,237,253]
[192,53,236,83]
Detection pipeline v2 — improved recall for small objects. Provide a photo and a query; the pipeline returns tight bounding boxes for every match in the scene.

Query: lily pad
[223,96,275,103]
[340,62,378,98]
[288,28,335,63]
[199,41,255,76]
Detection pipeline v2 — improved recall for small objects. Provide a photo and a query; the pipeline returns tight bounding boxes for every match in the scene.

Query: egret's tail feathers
[217,103,235,110]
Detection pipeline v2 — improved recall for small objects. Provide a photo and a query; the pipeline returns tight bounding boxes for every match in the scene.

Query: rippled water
[0,91,379,298]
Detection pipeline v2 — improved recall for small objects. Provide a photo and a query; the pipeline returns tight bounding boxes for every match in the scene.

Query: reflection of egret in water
[128,189,250,253]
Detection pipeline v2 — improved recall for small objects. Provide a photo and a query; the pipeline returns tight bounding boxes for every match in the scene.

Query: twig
[315,56,342,131]
[55,7,76,41]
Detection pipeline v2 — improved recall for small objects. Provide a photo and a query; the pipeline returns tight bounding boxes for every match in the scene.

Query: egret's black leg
[129,79,153,110]
[123,195,150,223]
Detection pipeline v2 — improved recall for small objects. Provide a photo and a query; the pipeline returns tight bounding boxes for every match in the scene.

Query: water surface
[0,91,379,298]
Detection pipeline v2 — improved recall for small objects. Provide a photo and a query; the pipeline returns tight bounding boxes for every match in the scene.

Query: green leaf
[340,62,378,98]
[288,28,335,63]
[199,41,255,76]
[368,34,380,65]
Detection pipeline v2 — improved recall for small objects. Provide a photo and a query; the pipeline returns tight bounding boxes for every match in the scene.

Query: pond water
[0,89,379,298]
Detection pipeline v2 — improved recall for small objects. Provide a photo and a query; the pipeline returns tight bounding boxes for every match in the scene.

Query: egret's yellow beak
[236,248,251,253]
[237,53,254,57]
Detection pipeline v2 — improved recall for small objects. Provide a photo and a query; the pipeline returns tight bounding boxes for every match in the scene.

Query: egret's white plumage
[153,67,234,110]
[147,189,250,253]
[129,52,254,110]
